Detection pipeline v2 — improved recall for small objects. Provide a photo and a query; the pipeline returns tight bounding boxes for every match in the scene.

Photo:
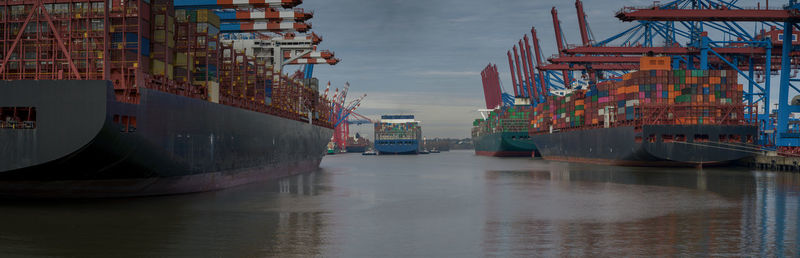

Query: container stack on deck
[174,9,221,102]
[0,0,333,127]
[473,107,531,135]
[374,115,422,155]
[529,67,748,134]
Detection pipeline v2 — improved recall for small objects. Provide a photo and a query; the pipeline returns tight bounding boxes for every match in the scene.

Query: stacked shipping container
[529,69,750,134]
[375,122,420,141]
[472,107,531,137]
[0,0,332,127]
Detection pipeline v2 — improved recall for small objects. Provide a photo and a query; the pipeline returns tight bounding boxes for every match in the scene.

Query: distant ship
[374,115,421,155]
[472,107,539,157]
[345,133,370,153]
[473,64,538,157]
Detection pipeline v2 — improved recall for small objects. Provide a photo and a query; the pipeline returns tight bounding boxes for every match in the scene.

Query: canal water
[0,150,797,256]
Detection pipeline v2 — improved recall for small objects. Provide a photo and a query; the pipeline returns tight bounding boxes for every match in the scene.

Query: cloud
[415,71,480,77]
[447,15,480,23]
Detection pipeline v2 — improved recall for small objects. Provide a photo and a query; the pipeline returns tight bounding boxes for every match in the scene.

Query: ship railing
[0,120,36,129]
[528,103,755,136]
[636,103,756,126]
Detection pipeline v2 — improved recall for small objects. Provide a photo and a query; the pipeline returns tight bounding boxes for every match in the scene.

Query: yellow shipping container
[151,59,166,75]
[167,64,174,80]
[167,31,175,48]
[174,52,193,69]
[155,15,165,26]
[153,30,166,43]
[167,16,175,33]
[195,9,221,28]
[175,9,187,22]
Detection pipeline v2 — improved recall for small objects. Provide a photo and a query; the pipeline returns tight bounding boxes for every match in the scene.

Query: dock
[749,152,800,172]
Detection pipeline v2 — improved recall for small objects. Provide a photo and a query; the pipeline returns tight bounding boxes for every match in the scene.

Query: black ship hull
[530,125,757,166]
[0,80,333,198]
[345,145,367,153]
[473,131,538,157]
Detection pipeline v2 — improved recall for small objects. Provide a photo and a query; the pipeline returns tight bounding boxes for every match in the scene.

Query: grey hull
[0,80,333,198]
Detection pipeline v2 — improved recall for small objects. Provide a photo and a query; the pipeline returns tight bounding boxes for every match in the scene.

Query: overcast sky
[300,0,670,138]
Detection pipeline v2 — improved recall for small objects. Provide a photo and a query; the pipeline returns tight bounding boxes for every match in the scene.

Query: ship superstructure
[374,115,422,155]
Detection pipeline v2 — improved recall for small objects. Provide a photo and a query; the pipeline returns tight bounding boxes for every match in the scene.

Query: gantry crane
[538,0,800,151]
[480,64,512,109]
[610,0,800,151]
[328,82,368,150]
[495,0,800,152]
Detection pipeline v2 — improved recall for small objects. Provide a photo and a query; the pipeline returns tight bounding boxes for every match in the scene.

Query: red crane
[513,46,525,97]
[330,82,367,151]
[551,7,572,86]
[530,27,549,96]
[480,64,503,109]
[523,35,540,99]
[519,40,535,100]
[506,51,521,97]
[616,7,800,22]
[576,0,591,46]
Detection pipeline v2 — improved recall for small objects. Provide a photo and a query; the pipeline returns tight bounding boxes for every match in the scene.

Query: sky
[299,0,664,138]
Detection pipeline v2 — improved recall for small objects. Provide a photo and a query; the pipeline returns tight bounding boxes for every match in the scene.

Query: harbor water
[0,150,797,256]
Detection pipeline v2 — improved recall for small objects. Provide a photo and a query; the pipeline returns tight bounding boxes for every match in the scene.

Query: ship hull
[0,80,333,198]
[473,131,538,157]
[374,140,419,155]
[530,125,757,166]
[345,145,367,153]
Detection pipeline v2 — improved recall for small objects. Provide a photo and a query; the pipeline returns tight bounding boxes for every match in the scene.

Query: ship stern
[0,80,110,173]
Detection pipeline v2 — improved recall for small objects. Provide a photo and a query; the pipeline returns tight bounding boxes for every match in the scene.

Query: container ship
[374,115,421,155]
[472,107,538,157]
[0,1,340,197]
[345,133,370,153]
[472,64,538,157]
[528,57,757,166]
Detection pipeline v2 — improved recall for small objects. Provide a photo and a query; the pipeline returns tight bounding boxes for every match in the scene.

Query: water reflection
[0,171,329,257]
[0,152,798,256]
[482,166,800,256]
